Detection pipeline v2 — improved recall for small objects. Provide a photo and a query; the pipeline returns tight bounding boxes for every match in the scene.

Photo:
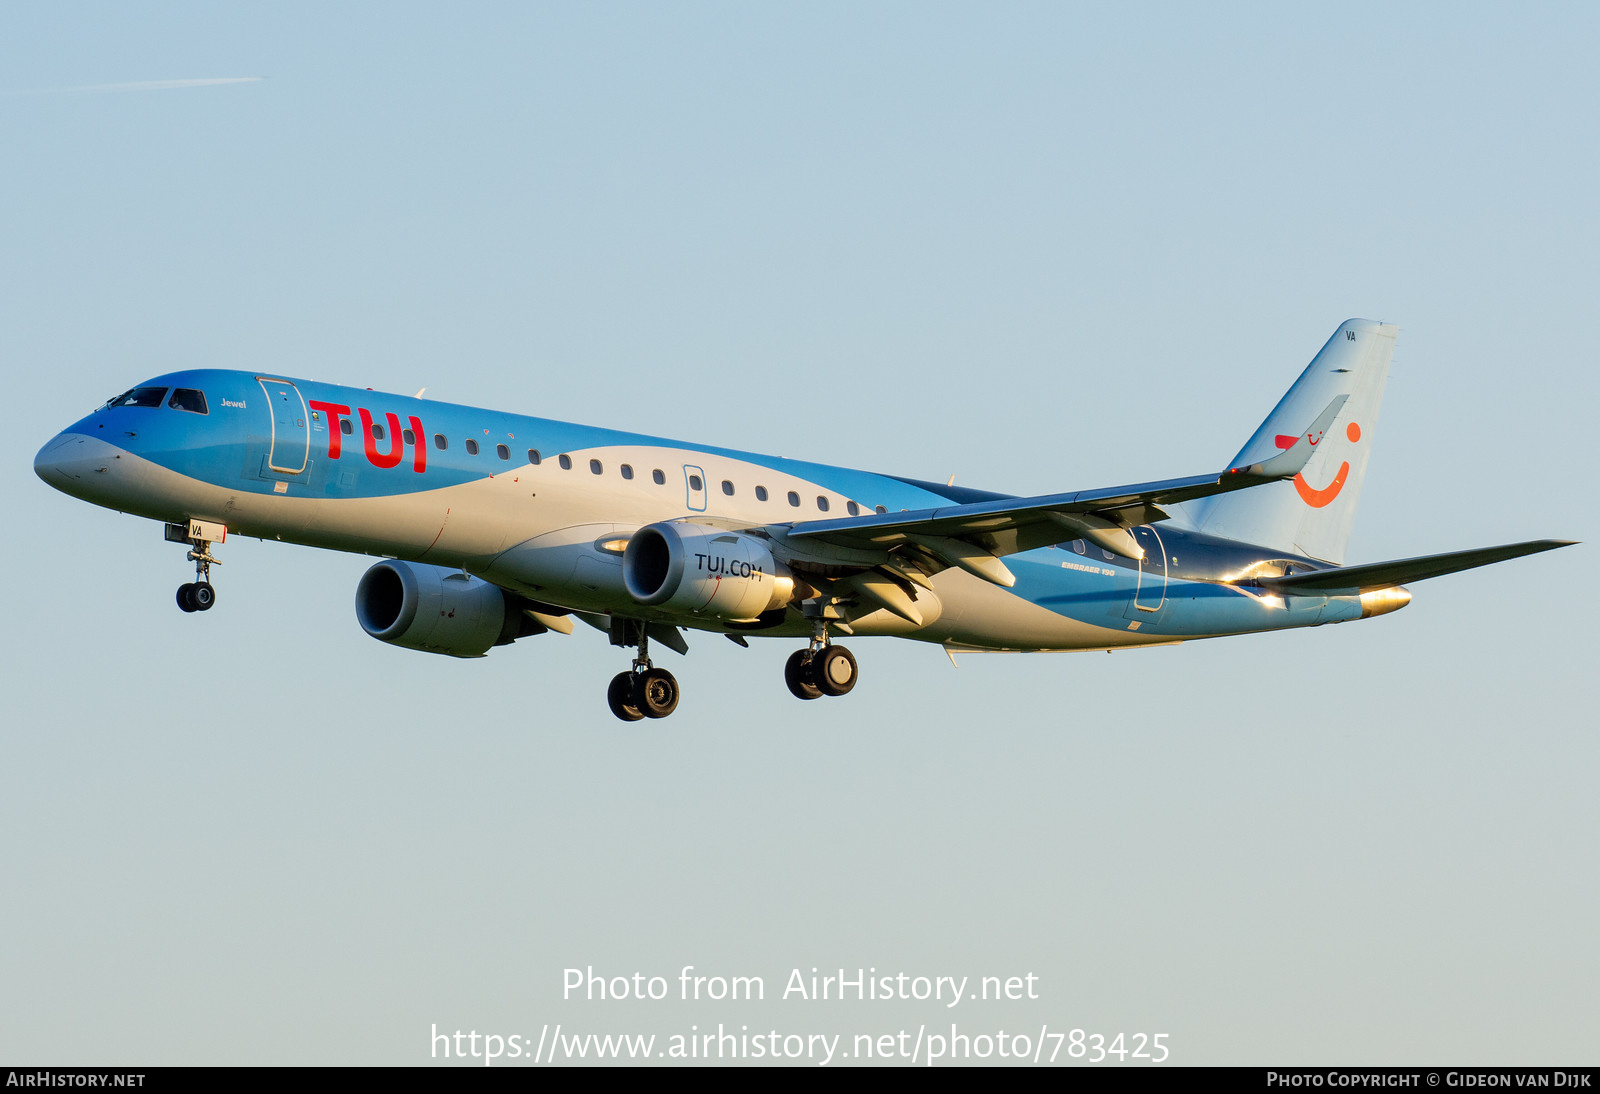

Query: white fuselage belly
[106,439,1176,653]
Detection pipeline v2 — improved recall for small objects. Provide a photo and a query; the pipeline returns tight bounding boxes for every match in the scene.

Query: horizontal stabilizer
[1256,540,1576,595]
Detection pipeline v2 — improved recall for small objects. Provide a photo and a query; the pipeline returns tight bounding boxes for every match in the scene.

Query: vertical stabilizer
[1192,319,1396,564]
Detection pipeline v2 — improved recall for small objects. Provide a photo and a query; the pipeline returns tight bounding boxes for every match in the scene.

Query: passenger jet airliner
[34,320,1572,720]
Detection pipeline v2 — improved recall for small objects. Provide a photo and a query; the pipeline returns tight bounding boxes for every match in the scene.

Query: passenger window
[755,486,768,501]
[1073,540,1086,555]
[167,389,208,414]
[371,423,385,441]
[876,505,887,514]
[402,429,415,445]
[846,501,859,516]
[688,474,703,491]
[434,434,448,450]
[341,420,354,436]
[652,469,665,485]
[497,444,510,460]
[559,454,572,470]
[111,387,168,408]
[528,449,541,464]
[620,464,634,480]
[787,491,800,507]
[466,439,479,455]
[590,459,603,475]
[816,496,830,512]
[1101,549,1114,561]
[721,480,734,496]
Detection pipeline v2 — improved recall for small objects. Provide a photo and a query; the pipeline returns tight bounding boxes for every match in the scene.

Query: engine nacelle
[355,560,523,658]
[623,522,794,622]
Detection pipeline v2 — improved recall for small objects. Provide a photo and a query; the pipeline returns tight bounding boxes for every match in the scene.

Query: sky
[2,1,1595,1067]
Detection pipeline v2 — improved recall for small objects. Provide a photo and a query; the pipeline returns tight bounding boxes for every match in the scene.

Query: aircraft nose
[36,434,78,485]
[34,433,116,490]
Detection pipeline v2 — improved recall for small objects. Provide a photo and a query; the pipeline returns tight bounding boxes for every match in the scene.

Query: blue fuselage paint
[36,369,1370,651]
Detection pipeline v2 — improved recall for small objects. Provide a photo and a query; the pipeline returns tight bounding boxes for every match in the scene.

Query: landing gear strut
[785,624,859,701]
[169,522,222,613]
[606,622,680,722]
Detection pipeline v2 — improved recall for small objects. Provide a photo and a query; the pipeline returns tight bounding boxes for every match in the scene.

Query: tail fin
[1191,318,1397,564]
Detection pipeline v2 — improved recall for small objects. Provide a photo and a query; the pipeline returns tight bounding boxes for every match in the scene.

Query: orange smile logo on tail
[1274,422,1360,508]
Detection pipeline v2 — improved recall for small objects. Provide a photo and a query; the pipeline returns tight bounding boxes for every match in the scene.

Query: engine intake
[356,560,525,658]
[623,522,793,622]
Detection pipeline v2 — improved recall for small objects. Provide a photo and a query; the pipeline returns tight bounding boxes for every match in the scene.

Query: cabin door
[1125,525,1168,617]
[257,377,310,474]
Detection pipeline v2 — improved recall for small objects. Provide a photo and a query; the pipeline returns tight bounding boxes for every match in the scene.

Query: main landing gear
[785,631,859,701]
[607,624,680,722]
[602,619,860,718]
[168,522,222,614]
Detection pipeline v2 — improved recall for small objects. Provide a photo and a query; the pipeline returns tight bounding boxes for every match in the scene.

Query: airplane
[33,319,1573,721]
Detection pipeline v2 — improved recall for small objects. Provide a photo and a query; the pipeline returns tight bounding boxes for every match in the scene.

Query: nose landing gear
[167,520,223,613]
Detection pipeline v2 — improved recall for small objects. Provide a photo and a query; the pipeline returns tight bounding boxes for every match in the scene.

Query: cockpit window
[107,386,168,408]
[167,389,208,415]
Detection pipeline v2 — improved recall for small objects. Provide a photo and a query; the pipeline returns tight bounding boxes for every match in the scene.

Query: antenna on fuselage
[414,387,427,399]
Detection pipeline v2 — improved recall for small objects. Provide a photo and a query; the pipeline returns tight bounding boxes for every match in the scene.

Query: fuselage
[34,368,1388,651]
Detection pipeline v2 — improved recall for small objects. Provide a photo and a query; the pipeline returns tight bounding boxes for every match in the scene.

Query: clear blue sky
[2,2,1594,1065]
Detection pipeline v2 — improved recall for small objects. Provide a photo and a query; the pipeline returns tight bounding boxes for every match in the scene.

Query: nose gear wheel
[176,582,216,612]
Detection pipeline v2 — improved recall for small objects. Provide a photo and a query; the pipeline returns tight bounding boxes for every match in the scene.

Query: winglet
[1223,395,1348,484]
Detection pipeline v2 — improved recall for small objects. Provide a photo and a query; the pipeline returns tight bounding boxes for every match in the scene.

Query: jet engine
[623,522,794,621]
[355,560,528,658]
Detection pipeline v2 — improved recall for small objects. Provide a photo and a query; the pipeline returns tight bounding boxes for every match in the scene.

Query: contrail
[11,76,264,96]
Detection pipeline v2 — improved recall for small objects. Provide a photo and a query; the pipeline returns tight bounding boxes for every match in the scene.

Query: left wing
[777,396,1348,587]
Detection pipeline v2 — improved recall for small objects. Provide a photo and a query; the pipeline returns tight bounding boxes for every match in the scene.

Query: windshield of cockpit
[99,387,209,414]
